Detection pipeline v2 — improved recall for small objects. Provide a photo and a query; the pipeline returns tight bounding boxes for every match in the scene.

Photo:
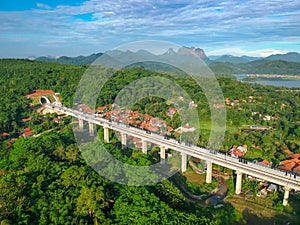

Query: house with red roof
[167,126,174,132]
[167,107,177,117]
[1,132,9,137]
[22,116,33,123]
[77,104,95,114]
[229,145,247,158]
[22,128,34,138]
[96,105,110,114]
[257,159,272,167]
[53,117,62,123]
[176,124,196,133]
[277,156,300,172]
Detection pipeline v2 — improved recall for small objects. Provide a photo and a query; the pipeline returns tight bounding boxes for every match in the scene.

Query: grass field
[199,120,240,133]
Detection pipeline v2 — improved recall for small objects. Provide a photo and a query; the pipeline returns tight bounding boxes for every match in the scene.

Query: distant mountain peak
[136,49,155,56]
[165,48,176,55]
[213,55,249,64]
[178,46,207,59]
[265,52,300,62]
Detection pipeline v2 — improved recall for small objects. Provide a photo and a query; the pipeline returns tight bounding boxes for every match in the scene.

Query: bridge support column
[142,139,147,154]
[78,119,84,131]
[206,161,212,183]
[160,146,166,164]
[181,152,187,172]
[103,126,109,143]
[283,187,291,206]
[121,132,127,149]
[235,171,243,195]
[88,122,94,136]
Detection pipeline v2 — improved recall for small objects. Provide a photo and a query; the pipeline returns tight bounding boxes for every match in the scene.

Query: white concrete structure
[181,152,187,172]
[121,132,127,149]
[206,161,212,183]
[78,119,84,131]
[235,171,243,194]
[88,122,94,136]
[160,146,166,163]
[142,139,147,154]
[283,187,291,206]
[103,126,109,143]
[45,103,300,205]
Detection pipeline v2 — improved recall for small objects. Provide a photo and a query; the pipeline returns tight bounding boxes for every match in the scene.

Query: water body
[235,74,300,88]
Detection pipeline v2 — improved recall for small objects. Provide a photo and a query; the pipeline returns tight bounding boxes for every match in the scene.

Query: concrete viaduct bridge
[45,103,300,206]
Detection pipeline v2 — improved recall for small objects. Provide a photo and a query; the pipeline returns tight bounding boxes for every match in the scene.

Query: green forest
[0,59,300,224]
[210,59,300,75]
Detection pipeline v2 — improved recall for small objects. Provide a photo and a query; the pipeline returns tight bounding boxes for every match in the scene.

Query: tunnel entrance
[40,96,51,105]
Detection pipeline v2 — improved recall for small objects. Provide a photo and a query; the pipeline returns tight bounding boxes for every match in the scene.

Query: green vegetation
[0,59,84,136]
[171,171,217,196]
[1,58,299,164]
[0,126,244,224]
[210,60,300,75]
[35,53,103,65]
[0,59,300,224]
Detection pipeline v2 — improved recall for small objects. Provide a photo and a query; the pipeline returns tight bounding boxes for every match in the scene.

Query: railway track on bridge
[45,103,300,196]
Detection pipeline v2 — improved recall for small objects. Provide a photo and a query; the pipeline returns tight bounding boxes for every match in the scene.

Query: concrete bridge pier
[160,146,166,164]
[88,122,94,136]
[181,152,187,172]
[78,119,84,131]
[283,187,291,206]
[235,171,243,194]
[206,161,212,183]
[121,132,127,149]
[142,139,147,154]
[103,126,109,143]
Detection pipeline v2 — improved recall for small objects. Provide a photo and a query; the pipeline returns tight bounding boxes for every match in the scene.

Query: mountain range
[35,53,103,65]
[210,52,300,64]
[34,48,300,75]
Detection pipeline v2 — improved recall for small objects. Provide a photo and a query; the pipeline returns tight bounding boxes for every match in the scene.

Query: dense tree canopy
[0,59,299,224]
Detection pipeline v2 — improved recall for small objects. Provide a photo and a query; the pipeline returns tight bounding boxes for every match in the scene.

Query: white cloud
[207,48,288,57]
[36,3,52,10]
[0,0,299,57]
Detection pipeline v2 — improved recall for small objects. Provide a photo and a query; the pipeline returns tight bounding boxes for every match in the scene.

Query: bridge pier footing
[181,153,187,172]
[78,119,84,131]
[104,126,109,143]
[283,187,291,206]
[235,171,243,194]
[206,161,212,183]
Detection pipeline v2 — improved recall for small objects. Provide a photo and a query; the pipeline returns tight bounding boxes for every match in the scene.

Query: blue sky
[0,0,299,58]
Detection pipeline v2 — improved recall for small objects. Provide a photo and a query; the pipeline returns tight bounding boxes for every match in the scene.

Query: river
[235,74,300,88]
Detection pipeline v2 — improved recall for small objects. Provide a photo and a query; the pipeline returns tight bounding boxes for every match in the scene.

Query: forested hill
[1,58,300,224]
[0,59,85,133]
[34,52,300,75]
[35,53,103,65]
[0,58,245,225]
[210,60,300,75]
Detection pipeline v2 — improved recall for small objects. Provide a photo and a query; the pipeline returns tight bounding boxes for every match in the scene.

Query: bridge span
[45,103,300,206]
